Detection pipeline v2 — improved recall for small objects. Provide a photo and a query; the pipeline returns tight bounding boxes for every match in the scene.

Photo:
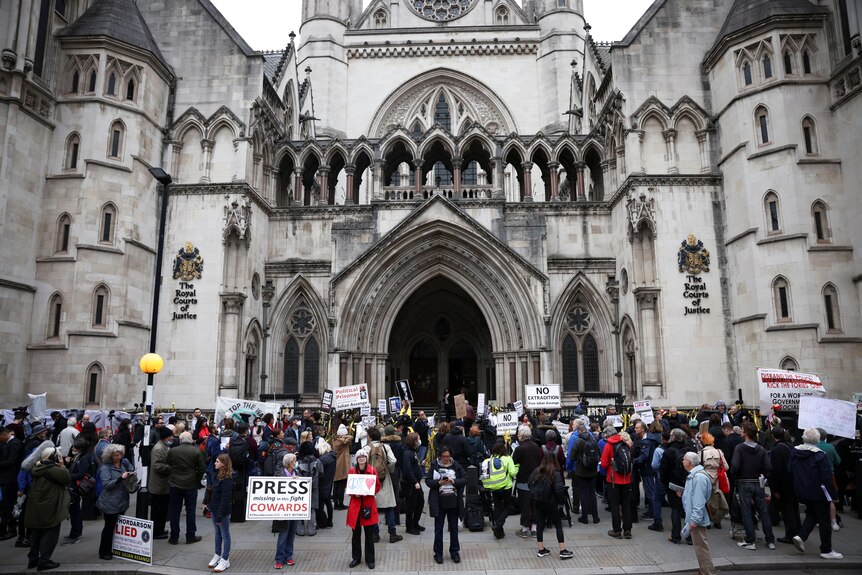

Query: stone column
[696,129,711,174]
[318,166,330,205]
[167,141,182,182]
[616,145,627,179]
[452,156,463,196]
[575,161,587,201]
[14,0,31,72]
[413,159,423,196]
[218,293,247,394]
[521,161,533,201]
[492,156,505,199]
[293,167,304,205]
[344,164,356,204]
[3,0,21,69]
[252,153,263,190]
[372,159,383,201]
[201,139,214,183]
[262,166,274,204]
[630,129,645,174]
[549,162,560,201]
[600,160,611,199]
[634,287,662,388]
[663,129,678,174]
[608,158,617,194]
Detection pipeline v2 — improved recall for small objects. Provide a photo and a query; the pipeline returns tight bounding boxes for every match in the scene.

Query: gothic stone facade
[1,0,860,410]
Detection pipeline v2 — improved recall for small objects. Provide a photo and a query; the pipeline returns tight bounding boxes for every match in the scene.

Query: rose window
[291,308,315,337]
[566,307,591,335]
[409,0,477,22]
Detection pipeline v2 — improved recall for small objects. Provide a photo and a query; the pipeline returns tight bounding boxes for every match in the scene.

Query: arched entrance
[387,277,493,406]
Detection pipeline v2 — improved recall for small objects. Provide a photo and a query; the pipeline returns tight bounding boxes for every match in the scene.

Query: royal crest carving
[677,234,710,274]
[172,242,204,281]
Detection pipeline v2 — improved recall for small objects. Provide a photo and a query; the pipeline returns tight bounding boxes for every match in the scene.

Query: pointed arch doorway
[387,277,493,407]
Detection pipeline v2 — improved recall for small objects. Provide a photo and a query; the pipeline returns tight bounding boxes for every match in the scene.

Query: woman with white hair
[23,446,70,571]
[96,444,135,561]
[346,448,380,569]
[273,452,300,568]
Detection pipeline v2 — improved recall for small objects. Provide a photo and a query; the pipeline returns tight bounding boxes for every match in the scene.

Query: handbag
[124,472,141,494]
[77,474,96,494]
[361,506,372,520]
[716,465,730,494]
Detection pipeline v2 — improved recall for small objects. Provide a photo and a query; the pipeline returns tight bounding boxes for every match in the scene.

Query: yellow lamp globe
[139,353,164,375]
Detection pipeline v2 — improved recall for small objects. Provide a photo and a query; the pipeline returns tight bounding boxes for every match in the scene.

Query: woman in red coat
[346,449,381,569]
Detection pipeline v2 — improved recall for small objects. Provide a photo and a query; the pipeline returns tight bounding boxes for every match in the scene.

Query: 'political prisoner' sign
[246,476,311,520]
[494,411,519,436]
[333,383,371,410]
[525,385,561,409]
[757,368,826,412]
[112,515,153,565]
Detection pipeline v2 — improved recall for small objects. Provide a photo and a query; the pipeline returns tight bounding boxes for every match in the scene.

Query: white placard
[513,401,524,417]
[525,385,561,409]
[360,405,372,416]
[377,399,387,414]
[798,396,857,439]
[361,416,376,429]
[852,392,862,404]
[632,400,655,424]
[427,415,435,428]
[389,396,402,414]
[476,393,486,418]
[112,515,153,565]
[345,473,377,496]
[552,420,569,438]
[246,476,312,520]
[334,384,371,411]
[757,368,826,411]
[495,411,519,436]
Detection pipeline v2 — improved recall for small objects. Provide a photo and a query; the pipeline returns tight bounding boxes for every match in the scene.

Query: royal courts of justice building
[0,0,860,411]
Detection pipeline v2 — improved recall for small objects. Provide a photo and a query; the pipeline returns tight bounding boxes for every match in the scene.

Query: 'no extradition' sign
[525,385,561,409]
[246,476,311,520]
[494,411,519,436]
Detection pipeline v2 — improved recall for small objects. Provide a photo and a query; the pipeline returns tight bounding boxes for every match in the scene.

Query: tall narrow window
[743,61,752,85]
[764,192,781,233]
[801,116,817,155]
[33,0,50,78]
[838,0,852,56]
[48,293,63,338]
[283,337,299,394]
[434,94,451,131]
[56,213,71,253]
[755,106,770,144]
[561,334,578,392]
[762,54,773,79]
[802,51,812,74]
[374,9,387,29]
[65,133,80,169]
[783,51,793,75]
[108,120,124,159]
[107,72,116,96]
[812,200,830,243]
[126,79,135,101]
[92,285,109,327]
[86,363,102,404]
[772,277,791,322]
[303,336,319,393]
[100,203,116,243]
[88,70,97,92]
[823,284,841,332]
[582,334,600,392]
[70,70,80,94]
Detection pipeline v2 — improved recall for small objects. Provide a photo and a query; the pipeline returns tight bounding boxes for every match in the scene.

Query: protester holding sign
[96,444,134,561]
[346,449,380,569]
[274,453,301,568]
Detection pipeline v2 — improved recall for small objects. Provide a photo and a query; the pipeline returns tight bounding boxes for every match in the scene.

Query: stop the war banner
[757,368,826,411]
[215,397,282,427]
[334,383,371,410]
[525,385,561,409]
[246,476,312,520]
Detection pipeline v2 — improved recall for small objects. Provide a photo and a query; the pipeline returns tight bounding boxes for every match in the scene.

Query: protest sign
[495,411,518,436]
[552,420,569,438]
[427,415,435,428]
[798,396,857,439]
[513,400,524,417]
[377,399,387,414]
[632,400,655,424]
[852,392,862,404]
[389,396,402,414]
[525,385,561,409]
[757,368,826,411]
[396,379,414,403]
[607,415,623,428]
[215,397,282,427]
[361,415,377,429]
[345,474,377,496]
[320,390,334,412]
[454,394,467,419]
[476,393,486,418]
[27,393,47,420]
[246,476,311,520]
[112,515,153,565]
[360,405,371,416]
[334,384,371,411]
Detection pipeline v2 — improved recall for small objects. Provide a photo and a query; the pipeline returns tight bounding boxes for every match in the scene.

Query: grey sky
[210,0,656,52]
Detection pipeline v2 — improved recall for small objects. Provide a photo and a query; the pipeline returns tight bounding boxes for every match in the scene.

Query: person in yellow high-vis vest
[481,441,519,539]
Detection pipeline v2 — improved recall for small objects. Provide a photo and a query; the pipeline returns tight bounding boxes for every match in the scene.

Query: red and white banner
[757,368,826,412]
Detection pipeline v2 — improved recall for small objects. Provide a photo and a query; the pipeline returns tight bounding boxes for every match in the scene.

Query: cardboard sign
[454,394,467,419]
[246,476,312,520]
[525,385,561,409]
[798,396,857,439]
[320,390,334,413]
[345,473,377,496]
[396,379,414,403]
[377,399,387,415]
[389,396,402,414]
[513,400,524,417]
[112,515,153,565]
[476,393,486,418]
[757,368,826,411]
[632,400,655,424]
[495,411,519,436]
[334,384,371,411]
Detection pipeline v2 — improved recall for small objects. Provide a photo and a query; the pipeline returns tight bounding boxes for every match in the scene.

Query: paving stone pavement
[0,492,859,574]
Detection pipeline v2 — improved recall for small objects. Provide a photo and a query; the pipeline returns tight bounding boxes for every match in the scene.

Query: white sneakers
[737,541,756,550]
[208,555,221,568]
[214,558,230,572]
[831,521,840,531]
[792,536,805,553]
[820,551,843,560]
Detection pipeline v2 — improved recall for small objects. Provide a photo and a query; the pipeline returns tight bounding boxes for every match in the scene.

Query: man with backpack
[661,427,695,544]
[227,424,250,523]
[366,427,402,543]
[573,423,600,524]
[599,426,633,539]
[295,442,322,536]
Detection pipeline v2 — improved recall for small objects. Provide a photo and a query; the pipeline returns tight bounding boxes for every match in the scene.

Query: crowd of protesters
[0,400,860,573]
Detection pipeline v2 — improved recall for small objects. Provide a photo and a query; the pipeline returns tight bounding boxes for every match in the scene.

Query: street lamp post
[136,167,171,518]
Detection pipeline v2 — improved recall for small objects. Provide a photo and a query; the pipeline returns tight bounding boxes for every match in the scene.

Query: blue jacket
[637,432,661,476]
[790,444,835,501]
[565,432,581,472]
[682,465,712,527]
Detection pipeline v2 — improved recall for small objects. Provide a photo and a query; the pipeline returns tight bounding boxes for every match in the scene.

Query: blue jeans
[169,487,198,542]
[212,515,231,560]
[738,480,774,544]
[652,480,665,524]
[433,507,460,557]
[417,446,428,476]
[641,474,656,519]
[275,521,298,563]
[373,507,397,535]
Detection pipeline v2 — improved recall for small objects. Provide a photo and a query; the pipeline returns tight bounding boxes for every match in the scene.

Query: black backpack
[579,437,600,470]
[611,441,633,475]
[529,473,554,505]
[228,437,249,470]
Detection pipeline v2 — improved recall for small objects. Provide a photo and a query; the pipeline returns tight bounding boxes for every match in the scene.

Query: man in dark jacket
[634,421,660,522]
[512,426,542,537]
[768,427,800,543]
[789,428,843,559]
[731,422,775,550]
[660,428,694,543]
[443,426,471,469]
[166,431,205,545]
[0,427,24,540]
[414,411,430,466]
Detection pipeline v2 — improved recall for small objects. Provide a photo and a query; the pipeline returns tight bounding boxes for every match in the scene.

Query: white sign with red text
[757,368,826,412]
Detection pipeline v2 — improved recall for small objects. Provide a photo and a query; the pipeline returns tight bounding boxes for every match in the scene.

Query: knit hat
[337,424,348,435]
[298,441,316,458]
[157,426,173,440]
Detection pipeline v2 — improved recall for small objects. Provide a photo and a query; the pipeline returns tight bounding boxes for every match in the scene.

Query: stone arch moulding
[332,198,546,355]
[368,68,519,138]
